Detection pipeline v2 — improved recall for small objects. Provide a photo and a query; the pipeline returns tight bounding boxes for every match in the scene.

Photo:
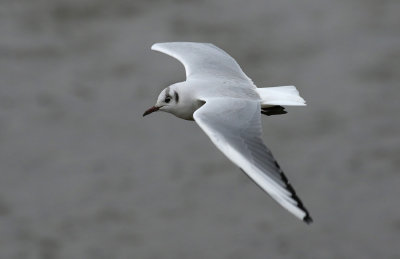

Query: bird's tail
[257,85,306,107]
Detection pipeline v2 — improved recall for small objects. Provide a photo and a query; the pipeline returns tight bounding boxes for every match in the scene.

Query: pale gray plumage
[145,42,312,223]
[152,42,254,83]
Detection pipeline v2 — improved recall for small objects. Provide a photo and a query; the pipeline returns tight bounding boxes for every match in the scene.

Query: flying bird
[143,42,312,223]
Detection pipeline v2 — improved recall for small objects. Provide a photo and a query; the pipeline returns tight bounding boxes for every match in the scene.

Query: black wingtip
[272,161,313,225]
[303,215,313,224]
[239,165,314,225]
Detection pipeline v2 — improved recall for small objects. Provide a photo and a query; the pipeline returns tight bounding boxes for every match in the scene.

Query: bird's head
[143,83,182,117]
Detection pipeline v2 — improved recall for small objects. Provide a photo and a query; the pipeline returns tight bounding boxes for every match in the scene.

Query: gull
[143,42,312,223]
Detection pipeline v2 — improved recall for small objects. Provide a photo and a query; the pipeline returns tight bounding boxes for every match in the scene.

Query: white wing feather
[151,42,254,84]
[193,98,312,223]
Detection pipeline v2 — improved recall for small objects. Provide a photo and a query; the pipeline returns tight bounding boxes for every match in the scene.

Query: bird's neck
[170,84,202,121]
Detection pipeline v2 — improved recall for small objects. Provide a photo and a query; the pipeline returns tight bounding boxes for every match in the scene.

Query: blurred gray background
[1,0,399,258]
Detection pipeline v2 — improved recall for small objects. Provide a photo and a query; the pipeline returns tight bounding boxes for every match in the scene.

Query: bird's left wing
[193,98,312,223]
[151,42,254,85]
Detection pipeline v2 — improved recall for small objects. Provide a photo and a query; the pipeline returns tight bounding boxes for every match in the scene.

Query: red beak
[143,106,159,117]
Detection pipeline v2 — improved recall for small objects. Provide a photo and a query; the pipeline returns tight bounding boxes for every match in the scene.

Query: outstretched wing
[151,42,254,84]
[193,98,312,223]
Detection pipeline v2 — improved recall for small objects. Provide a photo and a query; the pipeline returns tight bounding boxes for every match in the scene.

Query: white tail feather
[257,85,306,107]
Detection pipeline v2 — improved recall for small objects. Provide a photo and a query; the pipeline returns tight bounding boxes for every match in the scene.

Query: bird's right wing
[193,98,312,223]
[151,42,254,85]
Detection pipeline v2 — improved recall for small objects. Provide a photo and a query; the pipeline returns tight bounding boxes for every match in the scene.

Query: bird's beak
[143,106,159,117]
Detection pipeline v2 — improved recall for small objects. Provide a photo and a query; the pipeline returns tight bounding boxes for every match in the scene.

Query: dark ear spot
[174,91,179,103]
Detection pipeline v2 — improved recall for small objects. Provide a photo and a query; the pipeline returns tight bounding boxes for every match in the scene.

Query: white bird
[143,42,312,224]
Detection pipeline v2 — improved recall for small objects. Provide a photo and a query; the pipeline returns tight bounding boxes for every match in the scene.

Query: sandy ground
[0,0,399,258]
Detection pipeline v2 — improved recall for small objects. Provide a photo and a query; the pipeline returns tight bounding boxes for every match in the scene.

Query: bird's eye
[165,96,171,103]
